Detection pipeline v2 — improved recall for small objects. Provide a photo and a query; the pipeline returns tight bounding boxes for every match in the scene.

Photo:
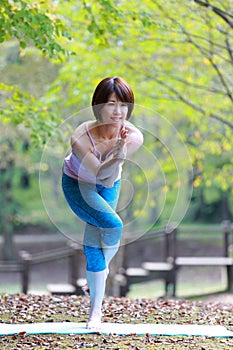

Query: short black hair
[92,77,134,120]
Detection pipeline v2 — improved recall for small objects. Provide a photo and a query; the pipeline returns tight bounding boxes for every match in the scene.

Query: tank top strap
[85,123,102,160]
[85,123,96,149]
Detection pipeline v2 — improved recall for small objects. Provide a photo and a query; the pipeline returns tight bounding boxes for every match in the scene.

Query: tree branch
[208,57,233,102]
[153,0,233,86]
[142,33,232,64]
[153,74,233,127]
[157,69,228,96]
[154,77,233,129]
[226,34,233,63]
[156,74,233,128]
[209,113,233,129]
[194,0,233,28]
[152,76,206,114]
[179,27,233,102]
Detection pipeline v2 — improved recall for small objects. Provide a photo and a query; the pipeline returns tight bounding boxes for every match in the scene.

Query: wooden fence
[0,221,232,297]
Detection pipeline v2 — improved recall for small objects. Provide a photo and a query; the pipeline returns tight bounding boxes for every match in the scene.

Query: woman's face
[99,93,128,127]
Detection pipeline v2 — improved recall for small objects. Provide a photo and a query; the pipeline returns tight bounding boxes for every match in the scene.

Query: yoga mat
[0,322,233,337]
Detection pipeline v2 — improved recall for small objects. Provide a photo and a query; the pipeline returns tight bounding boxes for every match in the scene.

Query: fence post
[163,223,178,297]
[222,220,231,257]
[19,250,32,294]
[164,222,177,261]
[68,242,81,288]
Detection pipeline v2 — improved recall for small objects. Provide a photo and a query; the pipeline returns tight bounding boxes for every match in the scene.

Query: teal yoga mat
[0,322,233,337]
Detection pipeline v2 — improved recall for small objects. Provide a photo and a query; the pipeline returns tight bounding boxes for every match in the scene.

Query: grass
[0,270,228,300]
[127,278,228,300]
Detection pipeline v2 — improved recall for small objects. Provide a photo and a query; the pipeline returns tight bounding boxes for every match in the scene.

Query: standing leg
[86,269,107,329]
[62,175,122,329]
[83,224,122,329]
[83,224,106,330]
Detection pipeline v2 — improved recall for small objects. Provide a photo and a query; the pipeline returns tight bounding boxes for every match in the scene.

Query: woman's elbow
[71,135,76,149]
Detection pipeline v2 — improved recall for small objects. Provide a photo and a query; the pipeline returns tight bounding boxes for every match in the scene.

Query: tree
[47,0,232,220]
[1,0,232,237]
[144,0,233,219]
[0,126,15,260]
[0,0,73,146]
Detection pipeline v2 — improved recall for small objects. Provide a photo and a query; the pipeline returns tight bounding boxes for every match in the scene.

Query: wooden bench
[0,260,27,293]
[47,283,76,295]
[47,278,87,296]
[174,221,233,293]
[119,227,177,297]
[119,262,176,297]
[17,242,82,294]
[48,278,90,296]
[175,257,233,291]
[121,267,149,285]
[0,262,23,273]
[142,260,176,296]
[118,221,233,297]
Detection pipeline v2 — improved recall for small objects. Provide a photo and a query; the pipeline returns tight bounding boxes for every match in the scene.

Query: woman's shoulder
[125,121,143,143]
[125,120,141,132]
[72,120,95,139]
[71,120,95,153]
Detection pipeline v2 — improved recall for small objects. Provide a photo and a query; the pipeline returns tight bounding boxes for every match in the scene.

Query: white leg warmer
[86,269,107,330]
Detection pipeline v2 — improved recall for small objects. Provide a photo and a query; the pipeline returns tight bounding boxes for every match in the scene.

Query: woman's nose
[114,104,121,114]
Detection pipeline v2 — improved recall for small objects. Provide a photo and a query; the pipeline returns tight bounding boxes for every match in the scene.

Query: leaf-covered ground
[0,294,233,349]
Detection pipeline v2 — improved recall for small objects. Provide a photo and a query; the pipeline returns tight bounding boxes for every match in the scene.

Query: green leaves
[0,0,71,59]
[1,0,233,223]
[0,82,61,147]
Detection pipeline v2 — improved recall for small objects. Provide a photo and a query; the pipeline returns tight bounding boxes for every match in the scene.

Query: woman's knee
[84,245,106,272]
[106,213,123,230]
[101,216,123,246]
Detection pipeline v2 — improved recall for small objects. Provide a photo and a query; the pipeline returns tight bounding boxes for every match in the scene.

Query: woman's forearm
[96,157,124,187]
[96,140,126,186]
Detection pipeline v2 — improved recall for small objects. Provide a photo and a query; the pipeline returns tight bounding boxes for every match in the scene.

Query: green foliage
[0,82,60,146]
[0,0,71,58]
[0,125,20,234]
[0,0,233,232]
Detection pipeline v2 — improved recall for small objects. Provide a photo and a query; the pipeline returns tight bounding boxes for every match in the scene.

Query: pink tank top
[85,123,113,161]
[63,123,122,184]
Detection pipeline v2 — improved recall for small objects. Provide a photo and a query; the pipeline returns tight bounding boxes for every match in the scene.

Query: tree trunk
[2,230,14,261]
[222,194,231,221]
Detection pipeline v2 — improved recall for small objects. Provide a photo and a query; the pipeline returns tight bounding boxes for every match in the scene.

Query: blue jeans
[62,173,123,272]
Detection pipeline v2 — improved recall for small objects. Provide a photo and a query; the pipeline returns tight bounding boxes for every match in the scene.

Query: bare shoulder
[71,120,94,154]
[125,120,144,144]
[72,120,94,140]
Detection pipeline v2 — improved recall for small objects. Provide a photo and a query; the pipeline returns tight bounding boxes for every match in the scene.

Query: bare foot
[86,313,102,331]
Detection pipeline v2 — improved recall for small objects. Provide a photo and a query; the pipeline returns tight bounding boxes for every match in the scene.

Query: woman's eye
[106,101,127,108]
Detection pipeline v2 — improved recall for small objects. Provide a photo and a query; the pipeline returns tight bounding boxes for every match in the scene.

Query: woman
[62,76,143,330]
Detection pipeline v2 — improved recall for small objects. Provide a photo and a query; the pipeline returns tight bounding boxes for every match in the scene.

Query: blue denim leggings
[62,173,123,272]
